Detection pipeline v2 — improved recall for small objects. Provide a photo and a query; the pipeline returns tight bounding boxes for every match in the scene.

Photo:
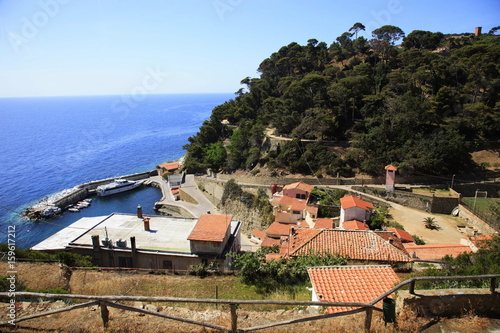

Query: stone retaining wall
[458,204,498,234]
[179,189,198,205]
[352,186,460,214]
[397,289,500,318]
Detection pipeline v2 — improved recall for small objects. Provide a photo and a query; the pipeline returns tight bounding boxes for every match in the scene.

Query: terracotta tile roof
[187,214,232,242]
[266,222,293,237]
[251,229,266,240]
[375,231,409,256]
[298,220,310,228]
[305,205,319,216]
[340,196,374,211]
[404,244,472,260]
[315,218,335,229]
[308,265,400,313]
[283,182,314,193]
[158,162,180,171]
[385,165,398,171]
[279,196,308,211]
[343,220,369,230]
[287,229,412,263]
[261,236,281,247]
[387,228,415,243]
[461,235,494,251]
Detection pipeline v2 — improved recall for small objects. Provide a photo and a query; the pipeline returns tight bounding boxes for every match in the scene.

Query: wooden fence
[1,274,498,332]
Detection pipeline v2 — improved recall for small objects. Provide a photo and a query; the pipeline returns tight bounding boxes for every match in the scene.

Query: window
[293,210,301,215]
[296,194,301,198]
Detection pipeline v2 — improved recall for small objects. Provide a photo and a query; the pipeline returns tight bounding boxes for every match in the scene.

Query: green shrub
[251,169,260,176]
[412,235,426,245]
[25,287,69,294]
[386,221,405,230]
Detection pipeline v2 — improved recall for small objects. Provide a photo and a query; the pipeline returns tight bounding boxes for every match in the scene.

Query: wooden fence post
[100,301,109,328]
[491,277,497,294]
[364,307,373,332]
[230,304,238,333]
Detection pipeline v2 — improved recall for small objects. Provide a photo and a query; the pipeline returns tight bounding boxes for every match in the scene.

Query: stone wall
[194,177,225,206]
[53,188,89,209]
[431,196,460,214]
[215,173,343,186]
[453,182,500,198]
[398,289,500,318]
[157,204,193,218]
[458,204,498,234]
[352,186,459,214]
[79,170,157,190]
[179,189,198,205]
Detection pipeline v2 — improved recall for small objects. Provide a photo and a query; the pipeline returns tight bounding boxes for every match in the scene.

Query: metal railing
[0,274,498,333]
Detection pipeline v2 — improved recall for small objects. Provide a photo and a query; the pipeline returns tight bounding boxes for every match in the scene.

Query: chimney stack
[475,27,482,36]
[143,217,151,231]
[137,204,143,218]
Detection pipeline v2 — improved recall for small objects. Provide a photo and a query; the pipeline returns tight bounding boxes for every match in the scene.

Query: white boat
[68,207,80,212]
[96,179,144,196]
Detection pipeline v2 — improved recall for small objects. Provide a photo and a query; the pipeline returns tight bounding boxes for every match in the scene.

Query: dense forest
[184,24,500,177]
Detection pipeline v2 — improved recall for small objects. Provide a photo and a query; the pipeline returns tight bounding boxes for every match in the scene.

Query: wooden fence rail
[1,274,498,332]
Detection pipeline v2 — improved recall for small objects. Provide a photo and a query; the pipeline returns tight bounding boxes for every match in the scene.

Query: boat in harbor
[96,179,144,197]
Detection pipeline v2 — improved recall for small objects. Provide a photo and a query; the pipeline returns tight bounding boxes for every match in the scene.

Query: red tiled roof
[343,220,369,230]
[461,235,494,250]
[266,222,293,237]
[279,196,308,211]
[404,244,472,260]
[315,218,334,229]
[287,229,412,263]
[261,236,281,247]
[187,214,232,242]
[385,165,398,171]
[308,265,400,313]
[387,228,415,243]
[158,162,180,171]
[305,205,319,216]
[251,229,266,240]
[283,182,314,193]
[375,231,410,256]
[298,220,310,228]
[340,196,374,211]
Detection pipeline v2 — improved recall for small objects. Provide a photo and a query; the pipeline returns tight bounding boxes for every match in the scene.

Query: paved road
[150,175,217,218]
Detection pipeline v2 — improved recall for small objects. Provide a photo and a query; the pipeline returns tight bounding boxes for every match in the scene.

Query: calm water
[0,93,232,248]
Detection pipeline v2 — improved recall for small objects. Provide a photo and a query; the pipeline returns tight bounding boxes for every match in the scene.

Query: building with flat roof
[32,213,241,271]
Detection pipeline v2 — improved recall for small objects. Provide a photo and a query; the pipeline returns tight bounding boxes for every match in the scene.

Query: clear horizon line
[0,91,236,99]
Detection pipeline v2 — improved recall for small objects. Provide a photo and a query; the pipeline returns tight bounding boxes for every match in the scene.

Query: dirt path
[389,203,465,244]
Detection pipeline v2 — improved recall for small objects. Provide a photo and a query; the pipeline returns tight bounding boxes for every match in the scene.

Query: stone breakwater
[23,170,157,220]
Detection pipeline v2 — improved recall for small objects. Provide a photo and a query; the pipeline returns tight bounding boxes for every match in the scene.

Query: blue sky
[0,0,498,97]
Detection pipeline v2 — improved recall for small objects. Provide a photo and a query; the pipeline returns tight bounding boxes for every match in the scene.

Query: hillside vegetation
[184,24,500,176]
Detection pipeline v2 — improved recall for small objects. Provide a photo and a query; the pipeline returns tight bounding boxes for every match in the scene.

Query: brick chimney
[143,217,151,231]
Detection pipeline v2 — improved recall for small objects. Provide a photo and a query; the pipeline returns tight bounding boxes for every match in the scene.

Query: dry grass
[1,264,497,332]
[0,262,68,291]
[69,271,310,311]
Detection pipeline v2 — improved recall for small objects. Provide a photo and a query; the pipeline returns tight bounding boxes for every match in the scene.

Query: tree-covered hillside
[184,24,500,176]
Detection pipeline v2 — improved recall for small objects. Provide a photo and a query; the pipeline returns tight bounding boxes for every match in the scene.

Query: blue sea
[0,93,232,248]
